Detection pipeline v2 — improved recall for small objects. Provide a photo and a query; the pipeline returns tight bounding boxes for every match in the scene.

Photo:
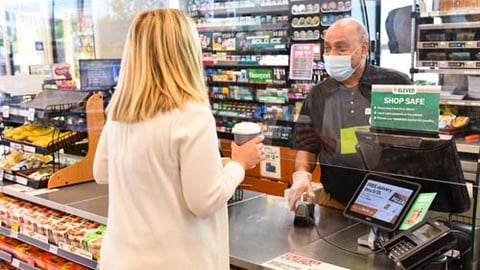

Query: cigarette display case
[416,22,480,70]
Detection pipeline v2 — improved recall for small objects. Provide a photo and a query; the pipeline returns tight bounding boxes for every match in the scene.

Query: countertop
[0,182,398,270]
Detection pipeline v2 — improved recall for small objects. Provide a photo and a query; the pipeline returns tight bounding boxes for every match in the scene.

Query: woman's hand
[231,135,266,169]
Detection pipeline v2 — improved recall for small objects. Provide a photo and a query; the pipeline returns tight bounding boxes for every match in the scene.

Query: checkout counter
[0,182,472,270]
[228,191,396,269]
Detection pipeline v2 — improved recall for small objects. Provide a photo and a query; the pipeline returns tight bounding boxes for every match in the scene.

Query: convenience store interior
[0,0,478,269]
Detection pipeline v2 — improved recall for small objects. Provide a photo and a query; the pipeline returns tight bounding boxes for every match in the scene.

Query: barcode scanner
[293,202,315,227]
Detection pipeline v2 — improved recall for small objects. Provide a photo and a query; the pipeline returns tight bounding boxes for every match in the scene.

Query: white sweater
[93,102,245,269]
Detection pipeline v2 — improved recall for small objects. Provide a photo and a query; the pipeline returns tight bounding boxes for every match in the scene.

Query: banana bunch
[2,124,40,141]
[29,128,60,147]
[2,124,77,147]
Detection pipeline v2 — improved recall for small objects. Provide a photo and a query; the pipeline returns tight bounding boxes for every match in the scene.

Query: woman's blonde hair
[107,8,208,122]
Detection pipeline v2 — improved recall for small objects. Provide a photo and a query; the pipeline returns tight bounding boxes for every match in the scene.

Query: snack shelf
[2,103,76,122]
[203,4,290,16]
[0,131,86,155]
[197,22,289,32]
[417,60,480,69]
[291,32,321,41]
[418,41,480,49]
[417,59,480,68]
[321,7,352,13]
[420,9,480,18]
[11,258,40,270]
[23,90,90,125]
[416,67,480,75]
[291,21,320,28]
[0,226,98,270]
[1,170,49,189]
[0,93,105,189]
[0,250,11,264]
[204,47,289,53]
[440,99,480,107]
[203,62,289,68]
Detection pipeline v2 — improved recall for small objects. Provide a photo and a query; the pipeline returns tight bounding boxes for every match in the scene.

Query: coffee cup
[232,122,261,145]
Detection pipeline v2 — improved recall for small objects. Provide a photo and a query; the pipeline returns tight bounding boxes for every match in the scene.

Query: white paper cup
[232,122,261,145]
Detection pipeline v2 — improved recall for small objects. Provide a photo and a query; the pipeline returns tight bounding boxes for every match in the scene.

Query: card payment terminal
[383,218,456,269]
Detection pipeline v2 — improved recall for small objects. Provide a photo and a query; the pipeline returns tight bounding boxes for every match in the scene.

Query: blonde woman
[93,9,265,269]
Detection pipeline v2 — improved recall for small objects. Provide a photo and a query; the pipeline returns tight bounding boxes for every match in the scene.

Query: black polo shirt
[292,65,411,204]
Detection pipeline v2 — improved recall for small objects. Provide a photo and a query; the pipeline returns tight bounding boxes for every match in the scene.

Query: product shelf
[197,22,289,32]
[203,4,290,16]
[0,131,86,155]
[12,258,40,270]
[455,137,480,154]
[22,90,90,126]
[0,250,11,264]
[0,226,98,269]
[416,67,480,75]
[0,91,105,189]
[203,62,289,68]
[440,99,480,107]
[417,40,480,49]
[420,9,480,18]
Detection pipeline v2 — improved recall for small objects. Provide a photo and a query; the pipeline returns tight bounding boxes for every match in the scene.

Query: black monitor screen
[79,59,121,91]
[355,129,470,213]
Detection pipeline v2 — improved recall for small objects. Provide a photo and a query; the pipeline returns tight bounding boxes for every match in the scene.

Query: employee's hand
[288,171,314,211]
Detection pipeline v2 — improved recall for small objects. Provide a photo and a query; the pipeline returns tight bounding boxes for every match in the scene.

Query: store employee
[288,18,411,211]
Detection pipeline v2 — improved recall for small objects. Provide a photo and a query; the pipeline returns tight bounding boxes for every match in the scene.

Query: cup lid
[232,122,261,134]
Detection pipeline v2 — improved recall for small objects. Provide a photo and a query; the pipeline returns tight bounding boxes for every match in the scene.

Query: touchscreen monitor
[344,173,421,232]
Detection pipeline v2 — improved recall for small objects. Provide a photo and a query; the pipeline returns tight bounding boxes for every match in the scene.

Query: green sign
[371,85,440,133]
[247,68,272,84]
[399,192,436,230]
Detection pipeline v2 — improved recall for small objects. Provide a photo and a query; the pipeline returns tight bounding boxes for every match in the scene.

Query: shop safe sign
[370,85,440,133]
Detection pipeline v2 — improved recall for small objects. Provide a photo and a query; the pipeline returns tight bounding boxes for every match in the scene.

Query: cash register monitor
[79,59,121,91]
[355,129,470,214]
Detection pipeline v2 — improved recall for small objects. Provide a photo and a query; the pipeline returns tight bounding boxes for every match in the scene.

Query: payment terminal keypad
[389,239,417,258]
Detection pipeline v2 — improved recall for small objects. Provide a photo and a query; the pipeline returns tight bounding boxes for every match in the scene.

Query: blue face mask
[323,45,362,82]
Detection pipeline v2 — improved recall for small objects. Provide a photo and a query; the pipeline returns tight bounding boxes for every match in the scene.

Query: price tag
[23,145,36,153]
[2,105,9,118]
[27,108,35,121]
[4,173,14,181]
[10,231,18,239]
[10,142,35,153]
[74,248,93,260]
[16,176,28,186]
[10,142,21,151]
[49,245,58,254]
[11,258,20,268]
[33,232,49,243]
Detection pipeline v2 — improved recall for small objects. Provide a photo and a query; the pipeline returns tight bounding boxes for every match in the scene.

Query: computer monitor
[79,59,121,91]
[355,128,470,214]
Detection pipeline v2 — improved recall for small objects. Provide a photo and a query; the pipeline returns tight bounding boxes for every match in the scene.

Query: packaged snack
[35,253,89,270]
[35,210,64,242]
